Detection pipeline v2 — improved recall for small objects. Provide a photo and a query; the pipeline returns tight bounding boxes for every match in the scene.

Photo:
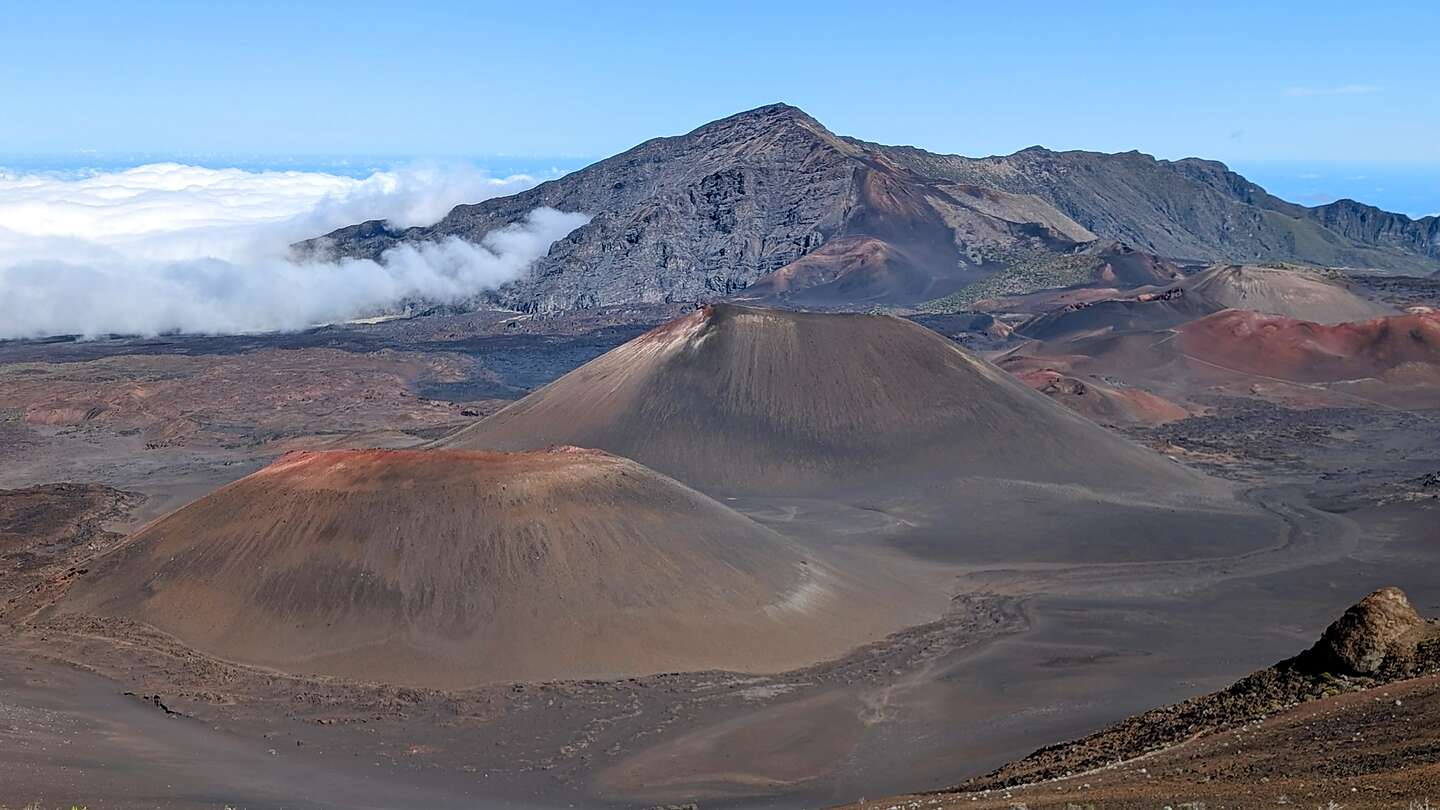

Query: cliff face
[306,105,1096,311]
[1300,198,1440,260]
[303,104,1440,313]
[876,144,1440,273]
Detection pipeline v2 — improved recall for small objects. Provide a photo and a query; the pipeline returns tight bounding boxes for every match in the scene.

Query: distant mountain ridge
[302,104,1440,313]
[872,141,1440,271]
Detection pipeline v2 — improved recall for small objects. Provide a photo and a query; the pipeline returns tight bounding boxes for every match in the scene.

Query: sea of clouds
[0,162,588,338]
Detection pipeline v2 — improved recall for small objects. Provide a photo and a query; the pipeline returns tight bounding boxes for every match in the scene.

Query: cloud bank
[0,163,587,338]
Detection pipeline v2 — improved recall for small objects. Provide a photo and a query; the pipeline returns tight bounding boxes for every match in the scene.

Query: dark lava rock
[301,104,1440,316]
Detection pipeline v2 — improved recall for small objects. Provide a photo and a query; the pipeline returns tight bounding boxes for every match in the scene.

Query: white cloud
[0,163,588,338]
[1284,84,1382,97]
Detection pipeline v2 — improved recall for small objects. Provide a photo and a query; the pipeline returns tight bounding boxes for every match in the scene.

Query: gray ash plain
[2,312,1439,809]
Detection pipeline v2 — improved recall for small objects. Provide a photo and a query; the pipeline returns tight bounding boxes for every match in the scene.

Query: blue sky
[1,1,1437,211]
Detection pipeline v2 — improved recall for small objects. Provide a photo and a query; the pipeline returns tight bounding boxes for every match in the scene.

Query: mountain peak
[688,102,839,143]
[729,101,816,121]
[306,104,1440,311]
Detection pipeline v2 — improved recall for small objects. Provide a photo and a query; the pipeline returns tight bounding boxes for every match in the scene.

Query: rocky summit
[302,104,1440,314]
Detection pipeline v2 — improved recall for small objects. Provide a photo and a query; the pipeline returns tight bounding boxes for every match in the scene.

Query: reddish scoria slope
[64,448,889,688]
[1179,309,1440,383]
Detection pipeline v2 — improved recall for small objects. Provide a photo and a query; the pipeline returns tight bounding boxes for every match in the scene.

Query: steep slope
[1183,263,1396,323]
[875,143,1440,273]
[306,103,1440,312]
[305,105,1093,312]
[64,447,888,687]
[307,106,1439,315]
[440,305,1202,498]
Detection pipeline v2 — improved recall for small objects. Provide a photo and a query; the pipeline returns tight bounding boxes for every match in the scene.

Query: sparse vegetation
[918,249,1100,313]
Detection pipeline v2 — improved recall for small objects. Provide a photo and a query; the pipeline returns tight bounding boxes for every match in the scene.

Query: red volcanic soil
[1180,309,1440,383]
[62,448,883,688]
[441,304,1202,497]
[1012,367,1190,426]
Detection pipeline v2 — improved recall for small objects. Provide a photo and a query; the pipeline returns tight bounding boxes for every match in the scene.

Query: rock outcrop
[1305,586,1428,675]
[303,105,1092,312]
[957,586,1440,792]
[876,143,1440,274]
[303,104,1440,315]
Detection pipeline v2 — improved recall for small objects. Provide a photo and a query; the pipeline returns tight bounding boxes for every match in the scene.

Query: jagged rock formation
[303,104,1440,314]
[305,105,1092,311]
[1302,197,1440,262]
[872,142,1440,273]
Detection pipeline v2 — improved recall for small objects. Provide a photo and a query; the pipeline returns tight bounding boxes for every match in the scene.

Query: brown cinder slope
[63,448,882,688]
[1184,263,1396,324]
[440,305,1203,498]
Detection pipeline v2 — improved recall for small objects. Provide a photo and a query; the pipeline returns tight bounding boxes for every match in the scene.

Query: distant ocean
[3,154,1434,222]
[1230,161,1440,220]
[0,153,591,182]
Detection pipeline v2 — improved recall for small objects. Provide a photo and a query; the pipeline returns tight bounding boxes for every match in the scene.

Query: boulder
[1307,587,1426,675]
